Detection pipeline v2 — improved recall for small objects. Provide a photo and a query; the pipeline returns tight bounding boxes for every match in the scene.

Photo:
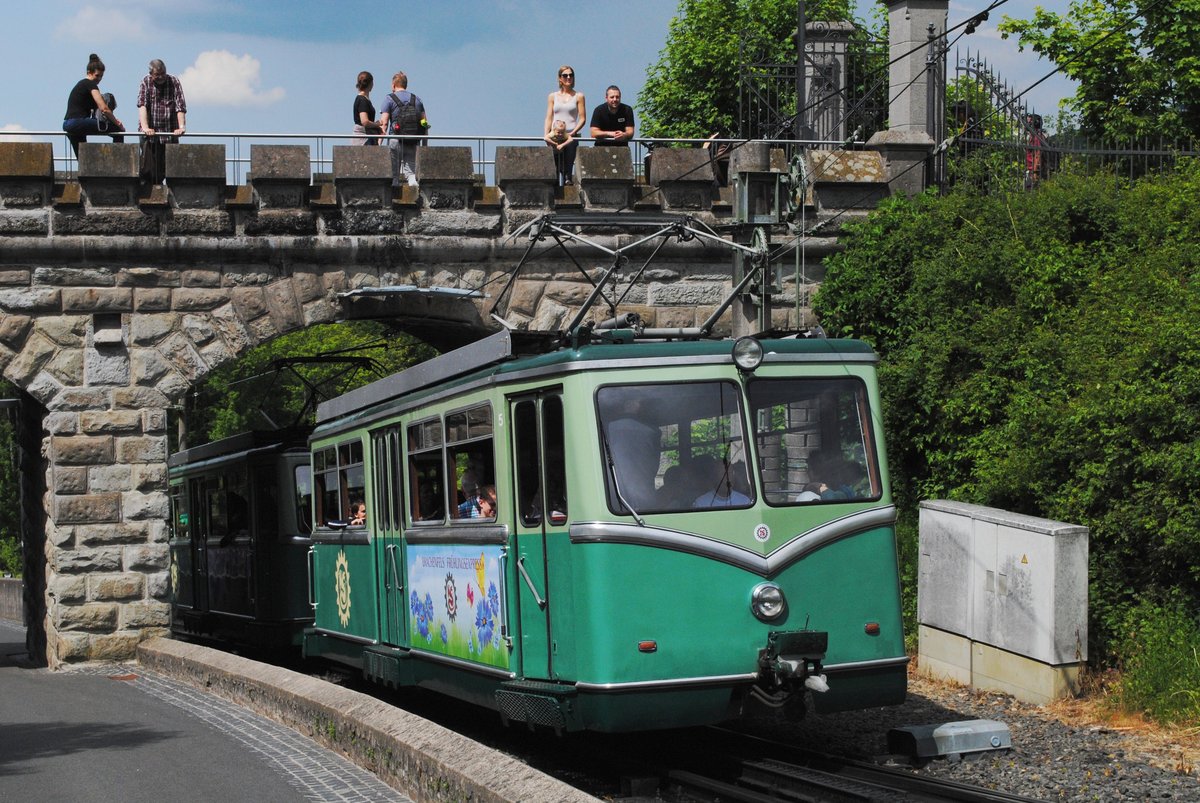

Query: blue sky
[1,1,1074,152]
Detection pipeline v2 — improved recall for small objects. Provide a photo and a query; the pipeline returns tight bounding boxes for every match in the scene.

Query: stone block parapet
[333,146,392,208]
[494,146,557,208]
[78,143,141,208]
[166,144,226,208]
[576,147,634,209]
[0,142,54,208]
[250,144,310,207]
[417,146,474,210]
[647,148,715,211]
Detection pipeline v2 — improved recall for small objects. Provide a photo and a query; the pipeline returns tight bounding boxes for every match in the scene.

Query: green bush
[0,535,19,578]
[1112,594,1200,724]
[816,160,1200,675]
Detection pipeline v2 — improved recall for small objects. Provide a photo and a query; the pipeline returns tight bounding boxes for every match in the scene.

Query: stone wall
[0,139,882,665]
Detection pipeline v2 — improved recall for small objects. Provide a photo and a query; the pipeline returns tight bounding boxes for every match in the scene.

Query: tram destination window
[597,382,753,515]
[747,378,882,505]
[313,439,366,527]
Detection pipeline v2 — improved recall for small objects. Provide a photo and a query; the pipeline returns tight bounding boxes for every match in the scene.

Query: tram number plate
[767,630,828,660]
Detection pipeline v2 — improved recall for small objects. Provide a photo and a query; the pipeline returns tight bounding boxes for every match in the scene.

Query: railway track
[651,726,1041,803]
[666,755,1042,802]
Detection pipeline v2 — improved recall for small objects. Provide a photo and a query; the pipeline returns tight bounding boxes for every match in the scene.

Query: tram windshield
[597,382,753,514]
[747,377,881,505]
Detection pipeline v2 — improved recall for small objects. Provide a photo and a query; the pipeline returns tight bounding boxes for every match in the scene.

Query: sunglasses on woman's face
[561,72,573,78]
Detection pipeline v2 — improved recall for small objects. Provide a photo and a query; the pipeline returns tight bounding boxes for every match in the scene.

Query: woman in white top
[544,65,586,187]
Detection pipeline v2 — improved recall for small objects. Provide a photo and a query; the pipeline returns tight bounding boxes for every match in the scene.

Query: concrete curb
[137,638,599,803]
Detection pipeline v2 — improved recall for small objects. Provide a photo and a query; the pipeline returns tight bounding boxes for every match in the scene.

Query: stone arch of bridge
[4,268,501,667]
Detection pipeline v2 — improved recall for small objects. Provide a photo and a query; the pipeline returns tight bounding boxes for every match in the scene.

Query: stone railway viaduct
[0,137,901,666]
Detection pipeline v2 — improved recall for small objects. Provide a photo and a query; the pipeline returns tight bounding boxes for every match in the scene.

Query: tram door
[511,392,567,680]
[186,476,210,613]
[373,428,407,646]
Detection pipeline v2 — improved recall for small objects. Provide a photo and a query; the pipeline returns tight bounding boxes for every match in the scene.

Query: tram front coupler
[757,630,830,694]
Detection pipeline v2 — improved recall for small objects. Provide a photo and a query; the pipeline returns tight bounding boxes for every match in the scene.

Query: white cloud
[179,50,286,107]
[0,124,33,142]
[56,7,148,42]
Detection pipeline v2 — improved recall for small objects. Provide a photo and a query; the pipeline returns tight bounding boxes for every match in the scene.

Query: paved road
[0,619,408,802]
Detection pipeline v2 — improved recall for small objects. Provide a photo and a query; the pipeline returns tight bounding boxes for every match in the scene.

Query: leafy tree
[815,162,1200,670]
[186,322,435,445]
[640,0,856,139]
[998,0,1200,139]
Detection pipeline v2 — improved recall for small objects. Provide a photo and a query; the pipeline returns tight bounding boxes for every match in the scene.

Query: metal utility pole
[795,1,807,141]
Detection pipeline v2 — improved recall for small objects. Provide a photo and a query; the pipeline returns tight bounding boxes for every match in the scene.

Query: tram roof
[314,329,876,427]
[167,426,312,471]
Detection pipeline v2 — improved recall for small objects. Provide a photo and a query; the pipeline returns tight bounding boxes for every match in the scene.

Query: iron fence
[737,21,887,153]
[944,134,1200,194]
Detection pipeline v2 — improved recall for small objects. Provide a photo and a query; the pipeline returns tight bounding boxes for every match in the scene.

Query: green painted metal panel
[565,526,904,684]
[311,541,379,641]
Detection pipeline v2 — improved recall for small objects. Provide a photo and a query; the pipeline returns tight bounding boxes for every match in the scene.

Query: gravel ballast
[747,673,1200,801]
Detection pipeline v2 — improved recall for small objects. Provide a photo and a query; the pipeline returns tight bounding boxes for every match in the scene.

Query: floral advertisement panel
[406,544,509,670]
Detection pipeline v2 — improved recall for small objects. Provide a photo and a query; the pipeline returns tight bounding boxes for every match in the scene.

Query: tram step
[495,680,577,730]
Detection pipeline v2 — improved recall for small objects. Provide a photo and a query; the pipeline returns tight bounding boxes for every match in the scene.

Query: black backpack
[388,93,424,136]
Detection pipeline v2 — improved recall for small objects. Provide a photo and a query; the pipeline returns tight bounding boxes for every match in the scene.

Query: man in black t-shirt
[590,86,635,147]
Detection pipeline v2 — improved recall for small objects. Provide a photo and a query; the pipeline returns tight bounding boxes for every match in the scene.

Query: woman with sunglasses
[544,65,585,187]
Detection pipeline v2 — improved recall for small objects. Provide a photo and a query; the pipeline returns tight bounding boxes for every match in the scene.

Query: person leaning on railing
[137,59,187,186]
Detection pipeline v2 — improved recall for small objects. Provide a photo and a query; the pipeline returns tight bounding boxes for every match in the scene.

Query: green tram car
[304,329,907,732]
[168,429,315,647]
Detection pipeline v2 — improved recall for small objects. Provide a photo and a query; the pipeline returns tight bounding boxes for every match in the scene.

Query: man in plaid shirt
[137,59,187,184]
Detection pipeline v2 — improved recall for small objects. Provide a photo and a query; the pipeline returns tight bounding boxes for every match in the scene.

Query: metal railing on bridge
[0,130,858,187]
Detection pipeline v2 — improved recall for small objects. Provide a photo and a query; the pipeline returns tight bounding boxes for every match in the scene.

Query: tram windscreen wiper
[600,430,645,527]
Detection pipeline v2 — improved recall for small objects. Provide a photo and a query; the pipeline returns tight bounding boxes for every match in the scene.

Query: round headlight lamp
[732,336,764,372]
[750,582,787,623]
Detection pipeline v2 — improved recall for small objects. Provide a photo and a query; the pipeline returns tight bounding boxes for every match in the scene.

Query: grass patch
[1111,594,1200,727]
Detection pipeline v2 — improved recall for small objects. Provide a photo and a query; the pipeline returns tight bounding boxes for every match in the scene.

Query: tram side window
[294,464,313,534]
[597,382,752,514]
[446,404,496,521]
[747,378,881,505]
[253,465,278,539]
[170,483,189,542]
[408,418,445,523]
[210,467,250,543]
[313,440,366,527]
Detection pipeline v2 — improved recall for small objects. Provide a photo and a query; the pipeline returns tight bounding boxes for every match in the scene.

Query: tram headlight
[750,582,787,623]
[732,336,764,372]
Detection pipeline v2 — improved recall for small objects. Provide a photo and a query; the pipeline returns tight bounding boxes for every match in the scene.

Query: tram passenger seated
[458,484,497,520]
[349,499,367,526]
[658,463,693,509]
[795,481,827,502]
[806,450,864,501]
[692,455,751,508]
[417,483,443,521]
[605,398,662,511]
